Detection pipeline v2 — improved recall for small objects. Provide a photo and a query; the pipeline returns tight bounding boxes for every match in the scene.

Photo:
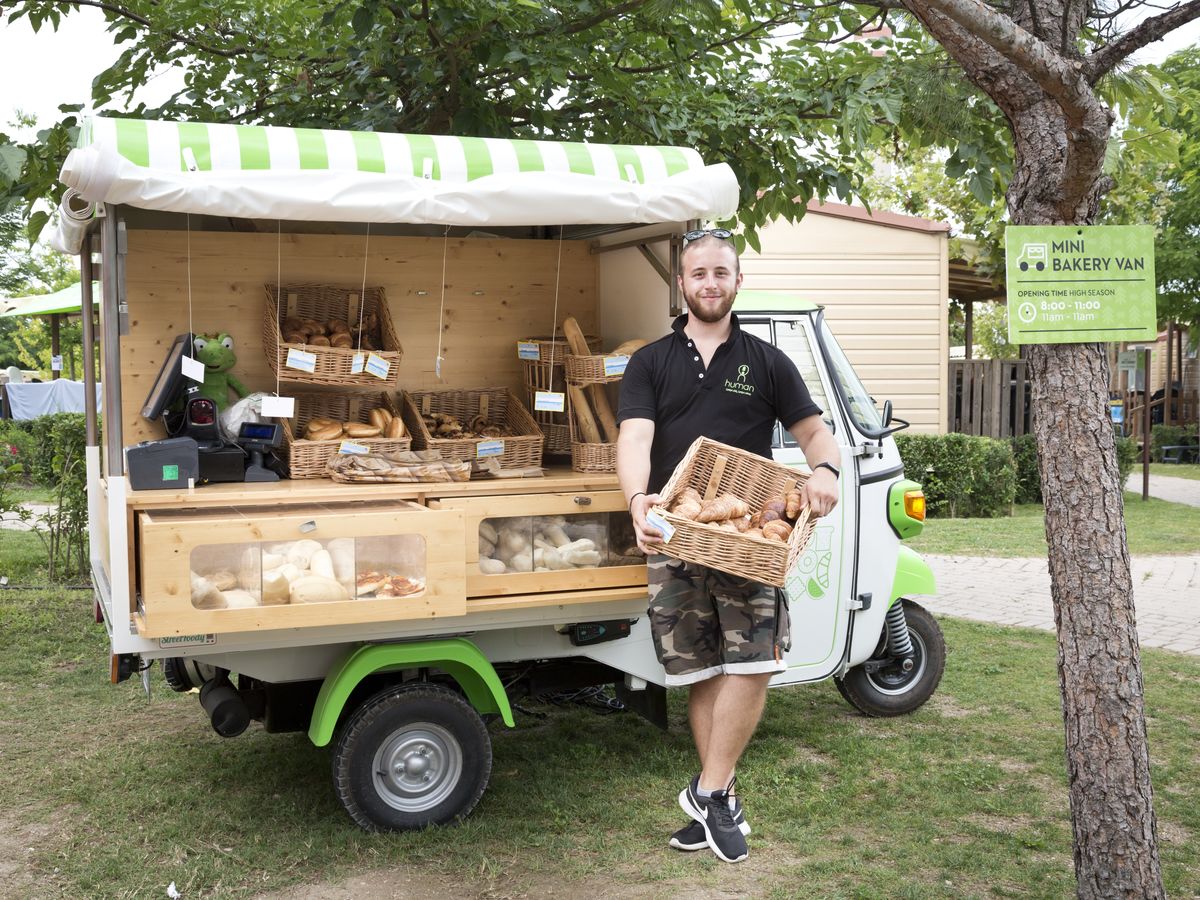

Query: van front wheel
[835,600,945,717]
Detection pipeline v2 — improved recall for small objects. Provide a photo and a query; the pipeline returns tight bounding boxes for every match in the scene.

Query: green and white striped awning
[51,116,738,253]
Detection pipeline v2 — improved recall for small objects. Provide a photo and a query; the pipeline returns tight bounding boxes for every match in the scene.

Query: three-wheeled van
[52,117,941,831]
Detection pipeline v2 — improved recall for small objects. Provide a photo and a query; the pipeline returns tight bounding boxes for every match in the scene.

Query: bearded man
[616,229,840,863]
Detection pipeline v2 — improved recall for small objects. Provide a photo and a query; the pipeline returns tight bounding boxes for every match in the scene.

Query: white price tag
[645,508,675,543]
[517,341,540,361]
[51,355,63,372]
[365,353,391,380]
[476,439,505,458]
[534,391,566,412]
[260,395,295,418]
[338,440,369,455]
[350,352,366,374]
[181,354,206,382]
[285,348,317,373]
[603,355,630,377]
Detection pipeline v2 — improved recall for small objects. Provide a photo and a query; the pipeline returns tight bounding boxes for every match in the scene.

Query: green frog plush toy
[193,333,249,411]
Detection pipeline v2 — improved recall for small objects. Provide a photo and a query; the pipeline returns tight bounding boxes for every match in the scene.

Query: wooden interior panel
[120,230,598,444]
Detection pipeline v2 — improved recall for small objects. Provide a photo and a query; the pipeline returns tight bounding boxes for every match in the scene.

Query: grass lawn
[2,534,1199,897]
[908,492,1200,558]
[1149,463,1200,481]
[5,483,58,505]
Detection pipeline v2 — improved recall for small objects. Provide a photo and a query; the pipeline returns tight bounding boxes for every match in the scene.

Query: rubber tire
[163,657,193,693]
[835,600,946,717]
[332,683,491,831]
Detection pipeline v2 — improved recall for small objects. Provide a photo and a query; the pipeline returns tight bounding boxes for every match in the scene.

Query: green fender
[889,545,936,608]
[307,637,515,746]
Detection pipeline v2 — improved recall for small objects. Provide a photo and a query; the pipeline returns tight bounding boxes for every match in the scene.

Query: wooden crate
[264,282,403,388]
[653,437,815,588]
[399,388,544,474]
[279,392,410,479]
[430,490,646,598]
[136,500,465,637]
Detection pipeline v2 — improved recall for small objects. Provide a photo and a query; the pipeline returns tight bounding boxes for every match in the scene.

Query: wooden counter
[122,466,620,510]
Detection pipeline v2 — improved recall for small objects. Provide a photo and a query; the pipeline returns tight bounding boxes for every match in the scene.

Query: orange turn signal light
[904,490,926,521]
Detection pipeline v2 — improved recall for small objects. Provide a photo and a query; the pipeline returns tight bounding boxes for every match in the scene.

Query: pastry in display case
[476,511,642,575]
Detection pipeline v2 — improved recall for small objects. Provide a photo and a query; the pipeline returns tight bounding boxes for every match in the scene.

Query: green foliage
[1115,435,1138,485]
[972,303,1014,359]
[1150,423,1198,463]
[1010,434,1042,505]
[36,413,89,582]
[896,433,1016,518]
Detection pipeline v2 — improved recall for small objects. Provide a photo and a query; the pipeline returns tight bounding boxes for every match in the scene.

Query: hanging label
[603,355,630,377]
[285,348,317,373]
[476,439,505,458]
[645,508,675,543]
[350,352,365,374]
[51,355,64,372]
[261,395,295,418]
[365,353,391,380]
[518,341,540,361]
[181,354,206,382]
[534,391,566,412]
[338,440,370,455]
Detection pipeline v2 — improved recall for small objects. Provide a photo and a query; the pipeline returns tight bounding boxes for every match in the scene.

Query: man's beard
[683,286,736,324]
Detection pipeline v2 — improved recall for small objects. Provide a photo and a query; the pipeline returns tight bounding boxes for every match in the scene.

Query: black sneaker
[678,775,750,863]
[668,801,751,851]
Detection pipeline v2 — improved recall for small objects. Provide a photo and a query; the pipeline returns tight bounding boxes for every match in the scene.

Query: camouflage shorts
[646,554,791,686]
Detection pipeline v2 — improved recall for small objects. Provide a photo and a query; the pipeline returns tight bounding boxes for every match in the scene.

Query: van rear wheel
[835,600,945,717]
[332,683,491,831]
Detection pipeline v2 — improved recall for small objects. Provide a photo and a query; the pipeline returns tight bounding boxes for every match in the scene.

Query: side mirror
[882,400,894,427]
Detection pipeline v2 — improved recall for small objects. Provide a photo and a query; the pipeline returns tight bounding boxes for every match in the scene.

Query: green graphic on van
[725,363,755,396]
[790,525,834,599]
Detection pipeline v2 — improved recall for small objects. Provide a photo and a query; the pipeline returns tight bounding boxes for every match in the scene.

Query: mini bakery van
[51,117,941,831]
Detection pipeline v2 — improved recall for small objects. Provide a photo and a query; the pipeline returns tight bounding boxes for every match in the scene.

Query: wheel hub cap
[372,723,463,813]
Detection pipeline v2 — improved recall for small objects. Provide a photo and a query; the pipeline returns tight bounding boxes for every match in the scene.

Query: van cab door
[739,316,855,684]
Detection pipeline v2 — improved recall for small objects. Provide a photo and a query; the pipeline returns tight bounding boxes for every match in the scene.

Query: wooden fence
[949,359,1031,438]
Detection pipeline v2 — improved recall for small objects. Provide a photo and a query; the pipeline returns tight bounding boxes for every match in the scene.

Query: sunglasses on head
[682,228,733,245]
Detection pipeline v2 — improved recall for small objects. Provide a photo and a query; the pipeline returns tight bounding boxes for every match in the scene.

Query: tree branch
[1083,0,1200,82]
[909,0,1096,115]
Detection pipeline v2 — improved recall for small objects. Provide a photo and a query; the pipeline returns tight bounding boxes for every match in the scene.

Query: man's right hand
[630,492,664,555]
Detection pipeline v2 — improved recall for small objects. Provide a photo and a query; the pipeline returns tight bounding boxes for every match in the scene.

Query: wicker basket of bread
[650,437,816,587]
[279,392,409,479]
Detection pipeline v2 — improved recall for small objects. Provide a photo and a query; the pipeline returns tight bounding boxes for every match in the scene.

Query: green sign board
[1006,225,1156,344]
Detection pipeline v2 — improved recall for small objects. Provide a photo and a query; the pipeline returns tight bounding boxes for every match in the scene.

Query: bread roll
[479,521,499,544]
[308,335,331,347]
[283,331,308,344]
[261,570,291,605]
[309,549,335,579]
[478,557,506,575]
[330,332,353,348]
[307,423,344,441]
[222,589,260,609]
[286,539,324,570]
[368,408,388,430]
[191,571,225,610]
[345,422,382,438]
[290,575,350,604]
[385,416,406,439]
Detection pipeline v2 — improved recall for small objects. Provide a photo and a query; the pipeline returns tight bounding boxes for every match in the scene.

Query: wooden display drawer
[430,490,647,598]
[136,500,465,638]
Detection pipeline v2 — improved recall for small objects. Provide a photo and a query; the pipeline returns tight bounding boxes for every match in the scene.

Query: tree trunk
[1015,105,1165,900]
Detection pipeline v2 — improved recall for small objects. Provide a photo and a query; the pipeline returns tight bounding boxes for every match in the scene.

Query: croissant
[785,489,803,520]
[762,495,787,518]
[671,496,703,520]
[696,493,750,524]
[733,514,753,533]
[744,527,765,540]
[678,487,702,506]
[762,520,793,543]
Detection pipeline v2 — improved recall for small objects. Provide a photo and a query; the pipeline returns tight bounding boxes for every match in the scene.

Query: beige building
[739,201,950,434]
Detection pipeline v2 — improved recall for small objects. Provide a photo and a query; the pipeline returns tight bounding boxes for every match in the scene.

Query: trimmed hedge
[1150,423,1198,462]
[895,433,1016,518]
[899,431,1139,517]
[0,413,87,487]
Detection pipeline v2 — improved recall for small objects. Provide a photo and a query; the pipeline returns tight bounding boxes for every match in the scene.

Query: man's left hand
[802,468,839,517]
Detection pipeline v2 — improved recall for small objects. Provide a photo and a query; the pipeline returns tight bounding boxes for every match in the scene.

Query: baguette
[611,338,648,356]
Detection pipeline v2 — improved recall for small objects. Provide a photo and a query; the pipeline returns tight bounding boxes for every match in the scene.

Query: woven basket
[264,283,403,388]
[399,388,544,474]
[520,334,599,461]
[565,358,620,473]
[279,392,410,479]
[652,437,816,587]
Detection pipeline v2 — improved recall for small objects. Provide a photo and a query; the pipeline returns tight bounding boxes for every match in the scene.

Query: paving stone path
[923,554,1200,655]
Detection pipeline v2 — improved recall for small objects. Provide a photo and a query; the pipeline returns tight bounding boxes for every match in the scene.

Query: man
[616,228,840,864]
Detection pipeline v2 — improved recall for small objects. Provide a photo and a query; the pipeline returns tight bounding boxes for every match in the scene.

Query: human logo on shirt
[726,364,755,396]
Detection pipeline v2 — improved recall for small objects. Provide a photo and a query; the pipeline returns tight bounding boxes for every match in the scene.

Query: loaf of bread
[290,575,350,604]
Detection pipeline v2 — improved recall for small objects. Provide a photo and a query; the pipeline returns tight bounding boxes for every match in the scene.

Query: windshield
[819,318,885,435]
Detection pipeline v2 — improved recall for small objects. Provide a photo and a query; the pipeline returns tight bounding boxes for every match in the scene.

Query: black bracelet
[628,491,646,511]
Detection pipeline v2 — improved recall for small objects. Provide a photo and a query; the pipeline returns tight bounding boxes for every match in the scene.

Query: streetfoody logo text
[725,364,755,396]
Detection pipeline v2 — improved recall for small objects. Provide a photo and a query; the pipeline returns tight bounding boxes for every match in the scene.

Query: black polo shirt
[617,314,821,493]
